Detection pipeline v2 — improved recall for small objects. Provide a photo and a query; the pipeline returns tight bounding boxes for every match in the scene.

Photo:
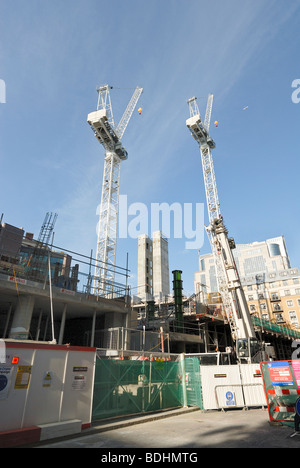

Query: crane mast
[88,85,143,297]
[186,94,260,363]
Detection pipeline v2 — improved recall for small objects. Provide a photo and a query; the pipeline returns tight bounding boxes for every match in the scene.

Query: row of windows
[259,312,299,326]
[247,278,300,291]
[248,291,300,301]
[269,269,299,278]
[249,299,300,311]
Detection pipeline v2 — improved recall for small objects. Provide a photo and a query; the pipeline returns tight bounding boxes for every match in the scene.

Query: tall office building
[194,235,300,328]
[194,236,291,297]
[137,231,170,302]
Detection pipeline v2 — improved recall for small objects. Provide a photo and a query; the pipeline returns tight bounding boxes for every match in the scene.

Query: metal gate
[200,364,266,410]
[92,357,183,420]
[92,356,203,421]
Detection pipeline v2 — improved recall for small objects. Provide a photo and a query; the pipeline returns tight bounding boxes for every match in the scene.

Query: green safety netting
[92,357,202,421]
[252,316,300,339]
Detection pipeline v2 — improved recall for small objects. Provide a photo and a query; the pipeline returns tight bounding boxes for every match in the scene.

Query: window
[262,313,269,321]
[258,293,264,300]
[249,304,256,312]
[289,311,298,326]
[275,314,285,323]
[297,299,300,307]
[248,295,254,301]
[284,290,291,296]
[273,303,282,311]
[244,255,266,275]
[260,303,267,310]
[271,293,280,301]
[287,300,294,307]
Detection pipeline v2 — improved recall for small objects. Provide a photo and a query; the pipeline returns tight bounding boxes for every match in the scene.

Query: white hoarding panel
[0,342,96,433]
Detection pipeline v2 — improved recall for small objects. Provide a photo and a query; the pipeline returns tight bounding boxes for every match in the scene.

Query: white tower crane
[186,94,261,363]
[88,85,143,297]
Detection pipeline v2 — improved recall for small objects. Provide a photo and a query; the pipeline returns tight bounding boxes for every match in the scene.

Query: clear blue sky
[1,0,300,296]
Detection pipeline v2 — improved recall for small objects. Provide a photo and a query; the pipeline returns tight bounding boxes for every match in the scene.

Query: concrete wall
[152,231,170,301]
[137,231,170,303]
[137,234,153,301]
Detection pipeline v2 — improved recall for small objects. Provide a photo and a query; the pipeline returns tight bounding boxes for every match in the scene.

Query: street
[35,408,300,449]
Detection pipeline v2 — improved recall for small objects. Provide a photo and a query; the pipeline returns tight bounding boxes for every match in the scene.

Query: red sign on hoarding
[268,362,294,387]
[292,360,300,389]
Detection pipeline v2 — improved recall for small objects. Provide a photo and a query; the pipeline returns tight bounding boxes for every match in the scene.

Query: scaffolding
[26,212,57,282]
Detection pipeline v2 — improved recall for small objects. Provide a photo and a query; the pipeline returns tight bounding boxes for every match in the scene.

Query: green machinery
[172,270,184,333]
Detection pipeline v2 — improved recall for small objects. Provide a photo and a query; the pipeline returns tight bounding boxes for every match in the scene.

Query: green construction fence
[92,356,202,421]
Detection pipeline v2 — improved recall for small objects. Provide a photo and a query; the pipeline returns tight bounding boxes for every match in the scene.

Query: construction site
[1,86,300,448]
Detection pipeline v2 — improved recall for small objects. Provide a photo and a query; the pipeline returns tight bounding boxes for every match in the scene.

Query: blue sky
[1,0,300,296]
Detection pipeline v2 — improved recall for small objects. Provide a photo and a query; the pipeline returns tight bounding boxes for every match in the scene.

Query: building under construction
[0,216,226,356]
[1,214,299,360]
[0,214,131,347]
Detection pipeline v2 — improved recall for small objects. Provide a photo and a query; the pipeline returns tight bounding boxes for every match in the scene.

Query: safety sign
[292,361,300,389]
[43,371,53,388]
[226,391,235,406]
[0,366,12,400]
[72,374,86,391]
[14,366,32,389]
[268,361,294,387]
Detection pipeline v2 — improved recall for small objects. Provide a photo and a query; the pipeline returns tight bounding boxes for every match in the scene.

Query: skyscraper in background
[137,231,170,303]
[152,231,170,301]
[194,235,300,329]
[194,236,291,297]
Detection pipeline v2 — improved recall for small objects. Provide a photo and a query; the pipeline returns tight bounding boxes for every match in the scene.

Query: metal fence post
[181,353,188,407]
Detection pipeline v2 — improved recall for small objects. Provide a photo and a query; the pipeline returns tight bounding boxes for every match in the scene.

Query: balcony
[275,314,286,324]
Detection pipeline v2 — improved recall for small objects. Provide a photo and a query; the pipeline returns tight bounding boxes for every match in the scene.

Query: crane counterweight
[186,115,216,149]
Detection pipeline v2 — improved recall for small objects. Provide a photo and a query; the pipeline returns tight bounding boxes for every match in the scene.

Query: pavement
[31,406,300,449]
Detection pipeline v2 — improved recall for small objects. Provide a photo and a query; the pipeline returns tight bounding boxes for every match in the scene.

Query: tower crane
[186,94,261,363]
[88,85,143,297]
